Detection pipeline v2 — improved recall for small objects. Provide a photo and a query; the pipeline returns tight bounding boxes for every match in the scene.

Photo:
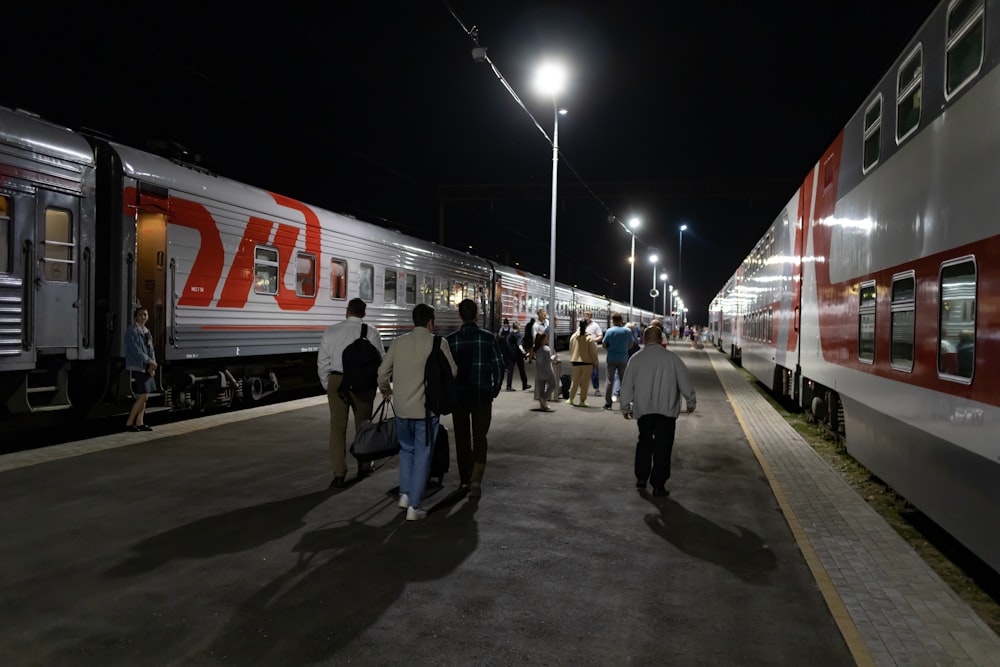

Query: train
[709,0,999,574]
[0,105,657,429]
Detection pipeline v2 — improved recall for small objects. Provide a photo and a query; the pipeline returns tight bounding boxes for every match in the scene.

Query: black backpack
[424,335,458,417]
[338,323,381,402]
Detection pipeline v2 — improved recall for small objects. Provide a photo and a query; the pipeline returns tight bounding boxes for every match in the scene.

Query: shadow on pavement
[105,490,334,577]
[642,492,776,584]
[205,498,479,663]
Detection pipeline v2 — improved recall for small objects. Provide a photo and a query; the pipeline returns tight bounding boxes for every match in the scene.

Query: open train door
[135,207,169,373]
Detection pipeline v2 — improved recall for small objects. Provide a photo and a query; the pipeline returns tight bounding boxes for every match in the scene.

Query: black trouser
[634,414,677,489]
[506,356,528,389]
[452,402,493,485]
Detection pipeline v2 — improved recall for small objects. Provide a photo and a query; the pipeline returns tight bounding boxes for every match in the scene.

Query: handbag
[349,397,399,462]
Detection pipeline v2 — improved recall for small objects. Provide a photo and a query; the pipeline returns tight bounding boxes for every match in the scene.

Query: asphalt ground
[0,346,854,666]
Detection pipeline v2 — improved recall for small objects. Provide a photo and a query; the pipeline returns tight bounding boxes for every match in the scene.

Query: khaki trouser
[326,374,377,477]
[568,364,592,403]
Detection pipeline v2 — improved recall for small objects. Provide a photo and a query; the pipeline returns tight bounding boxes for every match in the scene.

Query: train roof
[0,106,93,166]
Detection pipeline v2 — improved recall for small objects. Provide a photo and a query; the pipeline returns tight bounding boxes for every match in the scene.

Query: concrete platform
[1,346,997,666]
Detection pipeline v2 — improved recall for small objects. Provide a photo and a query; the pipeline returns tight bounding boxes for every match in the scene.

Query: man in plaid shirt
[446,299,505,498]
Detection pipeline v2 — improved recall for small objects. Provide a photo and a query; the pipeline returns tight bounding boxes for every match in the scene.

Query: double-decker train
[0,105,656,430]
[709,0,999,573]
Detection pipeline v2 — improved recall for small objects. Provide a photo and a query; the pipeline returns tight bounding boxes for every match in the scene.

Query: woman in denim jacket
[124,307,157,431]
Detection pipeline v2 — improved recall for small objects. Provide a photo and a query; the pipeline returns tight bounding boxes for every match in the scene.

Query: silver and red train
[709,0,999,573]
[0,105,656,427]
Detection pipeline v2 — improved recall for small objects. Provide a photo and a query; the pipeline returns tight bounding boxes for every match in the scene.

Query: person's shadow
[204,490,479,664]
[105,490,334,577]
[642,493,776,584]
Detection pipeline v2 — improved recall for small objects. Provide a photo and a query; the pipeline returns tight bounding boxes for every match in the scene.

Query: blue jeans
[605,360,628,405]
[590,365,600,389]
[397,416,439,510]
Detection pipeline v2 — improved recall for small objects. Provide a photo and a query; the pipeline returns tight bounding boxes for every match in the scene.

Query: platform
[1,346,997,666]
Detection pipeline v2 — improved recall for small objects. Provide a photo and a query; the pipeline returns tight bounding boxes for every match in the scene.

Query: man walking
[446,299,505,498]
[583,311,604,395]
[317,298,384,488]
[620,326,696,496]
[601,313,633,410]
[377,304,457,520]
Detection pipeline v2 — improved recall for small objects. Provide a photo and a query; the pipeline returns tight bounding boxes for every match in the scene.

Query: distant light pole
[535,62,567,345]
[660,273,669,318]
[649,253,659,316]
[627,217,640,322]
[678,224,688,296]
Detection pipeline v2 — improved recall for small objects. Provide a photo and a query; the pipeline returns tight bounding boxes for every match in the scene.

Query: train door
[135,211,168,362]
[34,190,81,350]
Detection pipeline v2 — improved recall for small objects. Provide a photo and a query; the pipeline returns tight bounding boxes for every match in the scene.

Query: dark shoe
[603,404,613,411]
[330,476,346,489]
[635,479,646,489]
[358,462,375,479]
[505,387,515,392]
[652,487,669,497]
[126,425,140,432]
[137,424,153,432]
[522,384,532,391]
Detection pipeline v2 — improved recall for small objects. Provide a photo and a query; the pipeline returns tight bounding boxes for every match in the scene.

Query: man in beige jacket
[377,304,457,520]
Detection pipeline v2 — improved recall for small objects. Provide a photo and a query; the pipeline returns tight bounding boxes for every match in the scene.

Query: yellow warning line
[722,381,875,667]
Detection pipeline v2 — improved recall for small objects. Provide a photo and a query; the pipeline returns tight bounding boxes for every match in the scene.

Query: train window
[896,45,923,143]
[863,95,882,172]
[384,269,398,304]
[858,281,876,363]
[254,246,278,295]
[890,272,915,371]
[329,258,347,300]
[0,195,10,273]
[421,275,433,304]
[434,277,447,307]
[359,263,374,302]
[43,208,74,282]
[296,253,316,297]
[945,0,985,99]
[404,273,417,305]
[450,281,465,307]
[938,258,976,380]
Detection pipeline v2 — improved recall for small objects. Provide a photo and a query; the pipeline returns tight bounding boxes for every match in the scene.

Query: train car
[711,0,1000,574]
[0,106,630,426]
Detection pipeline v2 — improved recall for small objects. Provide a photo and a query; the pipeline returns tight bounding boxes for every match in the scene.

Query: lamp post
[649,253,659,315]
[535,62,567,346]
[660,274,669,319]
[678,224,688,296]
[627,217,640,322]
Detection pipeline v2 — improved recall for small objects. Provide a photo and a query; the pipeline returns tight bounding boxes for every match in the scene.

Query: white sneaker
[612,395,619,403]
[406,507,427,521]
[593,389,601,396]
[397,493,409,509]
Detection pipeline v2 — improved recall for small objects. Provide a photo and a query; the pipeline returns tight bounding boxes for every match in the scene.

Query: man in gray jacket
[620,325,696,496]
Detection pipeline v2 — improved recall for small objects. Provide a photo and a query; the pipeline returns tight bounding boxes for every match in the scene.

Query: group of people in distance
[317,301,696,508]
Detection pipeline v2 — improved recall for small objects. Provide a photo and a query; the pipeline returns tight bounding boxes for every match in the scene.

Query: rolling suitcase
[428,423,450,486]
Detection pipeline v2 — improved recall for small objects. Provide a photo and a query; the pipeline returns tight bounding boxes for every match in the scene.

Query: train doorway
[135,212,168,362]
[34,190,81,350]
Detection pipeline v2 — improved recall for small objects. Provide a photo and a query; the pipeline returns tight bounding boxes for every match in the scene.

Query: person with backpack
[377,304,457,520]
[317,298,385,489]
[446,299,505,498]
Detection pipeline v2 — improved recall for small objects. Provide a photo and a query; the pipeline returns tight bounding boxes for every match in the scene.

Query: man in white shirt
[317,298,384,488]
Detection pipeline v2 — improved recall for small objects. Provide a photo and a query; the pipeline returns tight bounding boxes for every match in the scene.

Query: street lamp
[660,273,669,318]
[535,62,567,345]
[678,224,688,296]
[649,253,659,315]
[627,217,640,322]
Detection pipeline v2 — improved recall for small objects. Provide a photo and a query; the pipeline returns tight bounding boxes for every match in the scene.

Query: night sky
[9,1,939,322]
